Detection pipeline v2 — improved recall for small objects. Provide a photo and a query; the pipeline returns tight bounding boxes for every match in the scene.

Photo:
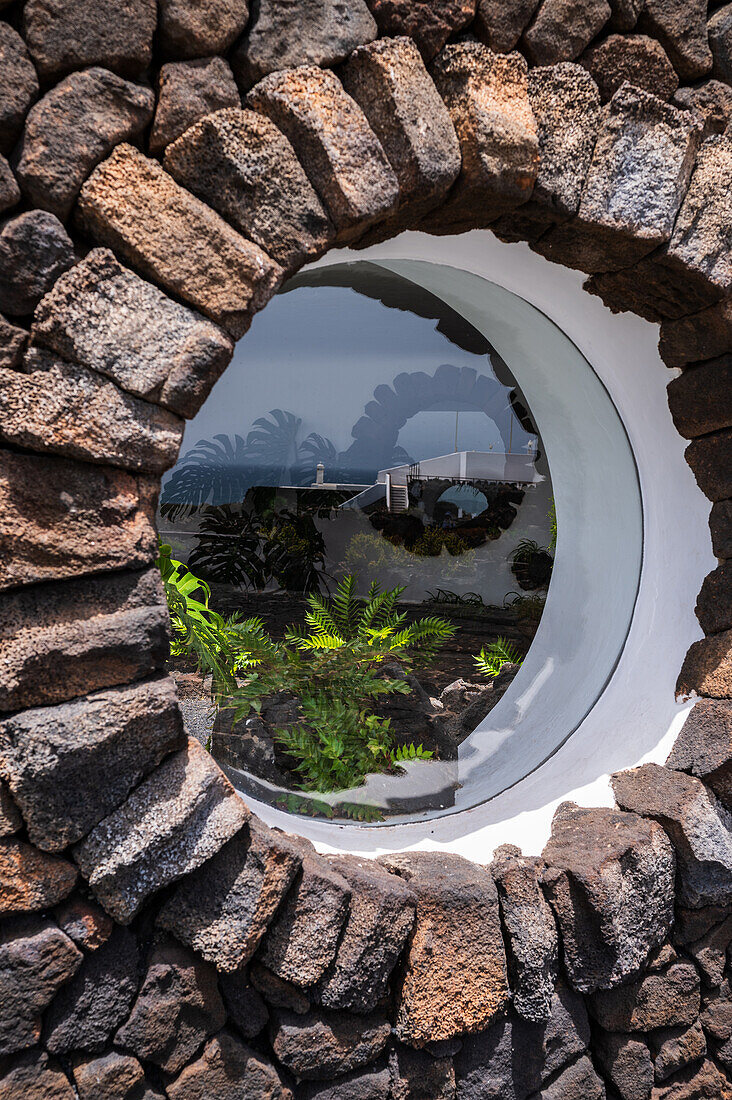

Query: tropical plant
[474,636,524,679]
[509,538,553,591]
[188,506,269,589]
[161,434,251,518]
[262,510,329,594]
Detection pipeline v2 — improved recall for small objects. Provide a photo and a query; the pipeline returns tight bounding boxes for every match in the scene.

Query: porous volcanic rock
[685,430,732,503]
[54,896,114,953]
[74,739,250,923]
[0,838,77,915]
[585,252,725,323]
[314,855,416,1014]
[659,298,732,367]
[695,561,732,635]
[0,1050,75,1100]
[0,348,184,474]
[540,802,675,992]
[32,248,234,419]
[0,782,21,836]
[579,34,678,102]
[700,977,732,1044]
[0,23,39,155]
[650,1019,707,1081]
[711,500,732,560]
[522,0,611,66]
[22,0,157,80]
[536,1054,606,1099]
[164,108,334,271]
[363,0,475,62]
[710,5,732,86]
[667,698,732,810]
[0,313,26,369]
[233,0,376,87]
[150,58,240,154]
[685,913,732,986]
[638,0,713,82]
[246,65,399,242]
[590,962,701,1032]
[0,211,75,317]
[652,1059,732,1098]
[72,1051,148,1100]
[270,1007,391,1080]
[0,677,185,852]
[667,355,732,439]
[219,972,269,1039]
[115,939,226,1074]
[425,42,539,232]
[44,925,141,1054]
[0,916,81,1054]
[15,68,154,221]
[298,1063,390,1100]
[593,1030,654,1100]
[159,0,250,59]
[250,961,311,1014]
[677,627,732,698]
[0,155,20,213]
[673,80,732,136]
[158,818,301,971]
[165,1031,292,1100]
[388,1047,455,1099]
[0,567,169,712]
[474,0,542,54]
[77,144,283,339]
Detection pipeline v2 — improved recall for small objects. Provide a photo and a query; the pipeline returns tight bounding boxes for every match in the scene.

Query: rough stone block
[667,698,732,810]
[0,313,27,368]
[22,0,157,81]
[314,855,416,1014]
[159,0,250,59]
[44,925,141,1054]
[340,36,461,238]
[638,0,713,82]
[0,449,158,590]
[0,677,185,852]
[32,248,234,419]
[54,896,114,953]
[77,144,283,340]
[366,0,476,62]
[388,1046,455,1099]
[0,348,184,473]
[650,1020,706,1081]
[150,58,240,155]
[0,567,169,712]
[710,5,732,86]
[425,42,539,233]
[0,1051,75,1100]
[580,34,678,102]
[673,81,732,137]
[115,939,226,1074]
[711,500,732,559]
[660,298,732,368]
[166,1032,292,1100]
[0,838,77,915]
[158,818,300,971]
[667,355,732,439]
[380,851,509,1044]
[540,802,675,992]
[650,1058,732,1098]
[0,23,39,156]
[590,962,701,1031]
[613,763,732,908]
[74,739,250,923]
[585,255,724,324]
[164,108,334,272]
[0,917,81,1055]
[15,67,154,221]
[298,1064,390,1100]
[522,0,611,66]
[250,961,311,1013]
[219,972,269,1038]
[246,66,399,243]
[0,210,75,317]
[536,1054,606,1099]
[685,429,732,502]
[594,1031,654,1100]
[0,782,21,836]
[678,628,732,698]
[270,1008,390,1080]
[700,978,732,1043]
[475,0,542,55]
[695,562,732,635]
[0,155,20,213]
[233,0,376,87]
[72,1052,148,1100]
[686,913,732,986]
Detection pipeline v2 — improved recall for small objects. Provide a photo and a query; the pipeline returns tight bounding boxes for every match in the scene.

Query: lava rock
[388,1046,455,1099]
[165,1031,292,1100]
[219,971,269,1039]
[0,838,77,915]
[0,782,21,836]
[77,144,283,340]
[72,1051,148,1100]
[251,961,311,1013]
[22,0,157,81]
[0,313,26,369]
[74,739,250,923]
[0,23,39,156]
[675,80,732,136]
[270,1007,391,1080]
[667,698,732,810]
[593,1031,654,1100]
[613,763,732,908]
[159,0,250,59]
[246,65,399,243]
[677,626,732,698]
[150,58,240,155]
[638,0,713,82]
[0,211,75,317]
[686,913,732,986]
[298,1063,390,1100]
[591,963,701,1032]
[584,251,725,324]
[475,0,542,54]
[15,67,154,221]
[711,500,732,560]
[0,1050,75,1100]
[233,0,376,88]
[0,155,20,213]
[651,1059,732,1098]
[522,0,611,66]
[650,1020,707,1082]
[667,356,732,439]
[709,5,732,86]
[54,896,114,952]
[363,0,475,62]
[685,430,732,504]
[579,34,678,102]
[164,108,334,272]
[700,977,732,1044]
[0,916,82,1054]
[535,1055,605,1099]
[695,561,732,635]
[32,248,234,419]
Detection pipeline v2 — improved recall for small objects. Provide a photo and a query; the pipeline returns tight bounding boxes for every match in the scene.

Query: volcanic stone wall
[0,0,731,1097]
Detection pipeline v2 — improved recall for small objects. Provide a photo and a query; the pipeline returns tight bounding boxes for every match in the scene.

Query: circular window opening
[158,259,641,826]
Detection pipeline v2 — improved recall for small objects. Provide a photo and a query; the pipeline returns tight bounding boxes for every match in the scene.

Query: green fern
[474,637,524,679]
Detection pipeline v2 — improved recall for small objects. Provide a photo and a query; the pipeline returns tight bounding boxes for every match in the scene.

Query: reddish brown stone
[678,628,732,698]
[0,155,19,213]
[673,80,732,136]
[667,355,732,438]
[696,561,732,635]
[0,1051,75,1100]
[651,1059,732,1098]
[166,1031,292,1100]
[0,23,39,156]
[686,428,732,502]
[150,58,240,155]
[659,298,732,368]
[159,0,250,59]
[710,5,732,86]
[590,962,701,1031]
[0,449,158,590]
[579,33,678,102]
[22,0,157,81]
[711,499,732,559]
[585,253,724,324]
[364,0,475,62]
[522,0,611,66]
[638,0,713,82]
[77,144,283,339]
[54,896,114,952]
[650,1019,707,1081]
[475,0,541,54]
[667,698,732,810]
[72,1052,147,1100]
[0,838,77,915]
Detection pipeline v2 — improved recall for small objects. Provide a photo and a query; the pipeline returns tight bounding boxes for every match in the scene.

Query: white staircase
[389,484,409,513]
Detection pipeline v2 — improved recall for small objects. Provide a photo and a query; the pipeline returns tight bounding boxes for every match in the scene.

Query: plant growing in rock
[475,637,524,679]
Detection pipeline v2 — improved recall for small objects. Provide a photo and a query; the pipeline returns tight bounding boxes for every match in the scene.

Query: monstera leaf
[161,434,251,517]
[245,409,302,484]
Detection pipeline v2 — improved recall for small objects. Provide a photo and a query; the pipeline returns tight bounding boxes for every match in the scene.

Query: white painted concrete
[242,230,715,861]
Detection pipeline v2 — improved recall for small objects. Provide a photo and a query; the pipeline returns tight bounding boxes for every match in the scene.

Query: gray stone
[685,429,732,503]
[0,211,75,317]
[15,67,154,221]
[475,0,542,54]
[650,1020,706,1082]
[364,0,477,62]
[299,1063,390,1100]
[667,698,732,810]
[0,155,19,213]
[388,1046,455,1099]
[54,896,114,953]
[0,1050,75,1100]
[522,0,611,66]
[531,1055,605,1099]
[613,763,732,907]
[0,782,21,836]
[158,817,300,971]
[44,925,141,1054]
[159,0,250,59]
[686,914,732,986]
[667,355,732,439]
[74,738,250,923]
[0,567,169,712]
[219,972,269,1039]
[696,561,732,634]
[590,963,701,1032]
[22,0,157,80]
[673,81,732,136]
[77,144,283,340]
[115,939,226,1074]
[594,1032,653,1100]
[0,916,82,1055]
[700,977,732,1043]
[659,298,732,367]
[165,1031,292,1100]
[32,248,234,419]
[541,802,675,992]
[490,850,558,1022]
[150,58,240,155]
[164,108,334,272]
[639,0,713,82]
[710,6,732,86]
[246,65,399,243]
[0,348,184,473]
[0,838,77,915]
[650,1060,732,1098]
[677,626,732,698]
[250,961,311,1013]
[0,23,39,156]
[0,677,185,852]
[579,34,678,102]
[233,0,376,88]
[72,1051,148,1100]
[314,854,416,1014]
[711,500,732,559]
[270,1007,390,1080]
